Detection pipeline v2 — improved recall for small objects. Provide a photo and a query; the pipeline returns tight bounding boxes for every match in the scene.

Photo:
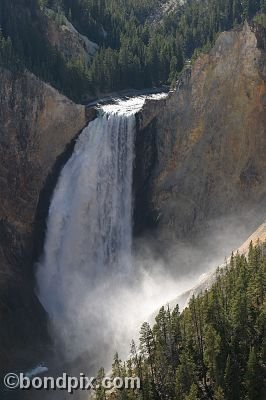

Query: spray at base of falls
[37,93,186,370]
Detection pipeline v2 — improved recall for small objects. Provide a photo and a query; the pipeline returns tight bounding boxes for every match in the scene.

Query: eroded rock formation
[0,67,91,374]
[135,23,266,241]
[44,8,98,65]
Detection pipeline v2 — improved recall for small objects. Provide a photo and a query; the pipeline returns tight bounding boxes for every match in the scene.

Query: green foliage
[0,30,21,71]
[253,12,266,49]
[109,243,266,399]
[0,0,93,100]
[185,384,200,400]
[0,0,265,100]
[213,386,225,400]
[245,347,264,400]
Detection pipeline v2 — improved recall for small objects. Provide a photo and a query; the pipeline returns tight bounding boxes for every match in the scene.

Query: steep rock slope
[175,219,266,311]
[147,0,181,24]
[136,23,266,241]
[0,67,90,374]
[44,8,98,65]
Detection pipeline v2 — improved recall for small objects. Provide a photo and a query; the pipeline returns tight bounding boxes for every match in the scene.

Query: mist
[37,212,259,373]
[36,95,264,375]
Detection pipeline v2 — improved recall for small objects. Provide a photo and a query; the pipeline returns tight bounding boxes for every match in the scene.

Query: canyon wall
[136,23,266,242]
[0,20,265,378]
[44,8,98,65]
[0,68,92,374]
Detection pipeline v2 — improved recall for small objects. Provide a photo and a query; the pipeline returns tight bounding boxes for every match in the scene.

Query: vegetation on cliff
[0,0,265,100]
[101,243,266,400]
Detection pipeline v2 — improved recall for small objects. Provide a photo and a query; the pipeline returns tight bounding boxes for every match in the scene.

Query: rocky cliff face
[0,67,91,375]
[44,8,98,65]
[0,19,265,383]
[135,23,266,242]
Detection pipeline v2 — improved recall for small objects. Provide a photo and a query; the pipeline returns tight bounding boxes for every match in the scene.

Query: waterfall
[36,94,167,369]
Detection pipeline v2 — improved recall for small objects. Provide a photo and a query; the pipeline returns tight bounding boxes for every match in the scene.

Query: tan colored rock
[136,23,266,240]
[44,8,98,64]
[0,67,89,373]
[0,69,87,226]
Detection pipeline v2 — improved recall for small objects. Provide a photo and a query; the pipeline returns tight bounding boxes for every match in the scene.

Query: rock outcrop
[147,0,178,24]
[0,67,91,375]
[44,8,98,65]
[135,23,266,242]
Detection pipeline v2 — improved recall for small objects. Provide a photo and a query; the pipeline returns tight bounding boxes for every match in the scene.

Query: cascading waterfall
[38,110,135,312]
[37,94,167,369]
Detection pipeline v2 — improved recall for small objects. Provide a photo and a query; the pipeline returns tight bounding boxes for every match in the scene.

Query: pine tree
[214,386,225,400]
[224,354,240,400]
[184,383,199,400]
[95,367,107,400]
[245,347,261,400]
[175,352,197,398]
[109,243,266,400]
[203,324,221,384]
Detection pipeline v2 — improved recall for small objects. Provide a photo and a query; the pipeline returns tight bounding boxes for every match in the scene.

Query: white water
[37,94,172,368]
